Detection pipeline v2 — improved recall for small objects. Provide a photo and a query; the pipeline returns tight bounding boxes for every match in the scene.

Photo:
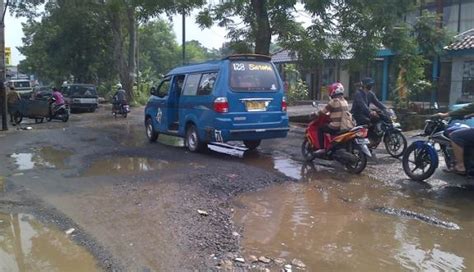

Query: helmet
[362,77,375,89]
[328,82,344,98]
[116,83,122,89]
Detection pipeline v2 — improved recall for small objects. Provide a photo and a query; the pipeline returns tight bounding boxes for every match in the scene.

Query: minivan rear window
[64,85,97,97]
[230,61,279,91]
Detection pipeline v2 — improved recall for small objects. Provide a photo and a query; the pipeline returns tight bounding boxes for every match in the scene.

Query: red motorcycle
[301,113,371,174]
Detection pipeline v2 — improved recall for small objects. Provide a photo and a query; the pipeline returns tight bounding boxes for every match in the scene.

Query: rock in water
[291,258,306,269]
[258,256,271,264]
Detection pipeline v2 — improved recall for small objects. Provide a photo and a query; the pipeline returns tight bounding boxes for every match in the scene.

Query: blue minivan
[144,54,289,152]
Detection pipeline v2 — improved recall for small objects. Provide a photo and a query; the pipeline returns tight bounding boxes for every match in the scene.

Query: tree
[197,0,317,55]
[17,0,116,85]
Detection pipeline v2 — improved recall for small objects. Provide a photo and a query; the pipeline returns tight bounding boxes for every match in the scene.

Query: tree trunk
[124,5,136,101]
[251,0,271,55]
[108,3,136,102]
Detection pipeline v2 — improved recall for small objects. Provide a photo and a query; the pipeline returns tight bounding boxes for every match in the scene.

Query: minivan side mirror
[150,87,157,96]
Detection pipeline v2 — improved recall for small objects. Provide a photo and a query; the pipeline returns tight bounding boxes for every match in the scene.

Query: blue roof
[166,60,222,76]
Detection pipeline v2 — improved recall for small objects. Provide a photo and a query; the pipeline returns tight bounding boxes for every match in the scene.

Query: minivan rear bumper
[206,117,289,142]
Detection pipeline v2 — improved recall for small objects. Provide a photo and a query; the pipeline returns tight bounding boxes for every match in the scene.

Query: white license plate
[355,138,369,144]
[246,101,266,111]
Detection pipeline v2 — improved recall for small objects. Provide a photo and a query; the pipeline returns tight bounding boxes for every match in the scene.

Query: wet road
[0,105,473,271]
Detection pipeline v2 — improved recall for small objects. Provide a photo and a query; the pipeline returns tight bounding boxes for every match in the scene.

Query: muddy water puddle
[0,212,99,271]
[115,127,184,148]
[233,172,474,271]
[82,157,171,176]
[10,147,72,171]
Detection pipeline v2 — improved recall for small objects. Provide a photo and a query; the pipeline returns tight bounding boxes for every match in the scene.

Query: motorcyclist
[112,83,127,112]
[316,82,351,151]
[437,102,474,175]
[50,87,65,116]
[351,77,387,126]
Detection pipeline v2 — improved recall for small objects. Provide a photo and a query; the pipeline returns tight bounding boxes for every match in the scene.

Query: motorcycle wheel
[301,138,317,162]
[345,145,367,174]
[402,143,437,182]
[62,113,69,122]
[384,131,407,158]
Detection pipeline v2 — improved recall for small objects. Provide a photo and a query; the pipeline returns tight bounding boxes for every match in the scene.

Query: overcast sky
[5,5,311,66]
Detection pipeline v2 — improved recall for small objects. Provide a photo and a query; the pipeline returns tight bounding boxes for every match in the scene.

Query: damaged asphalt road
[1,105,473,271]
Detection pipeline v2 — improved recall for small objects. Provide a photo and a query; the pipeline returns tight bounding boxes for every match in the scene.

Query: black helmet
[362,77,374,89]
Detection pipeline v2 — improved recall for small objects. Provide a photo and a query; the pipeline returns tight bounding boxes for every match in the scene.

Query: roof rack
[223,54,271,61]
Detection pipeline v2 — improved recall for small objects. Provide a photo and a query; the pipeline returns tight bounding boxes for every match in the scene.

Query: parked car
[144,54,289,152]
[61,84,98,112]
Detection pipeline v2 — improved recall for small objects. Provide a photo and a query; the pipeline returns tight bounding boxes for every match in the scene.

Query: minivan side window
[182,74,201,96]
[197,73,217,96]
[157,79,171,98]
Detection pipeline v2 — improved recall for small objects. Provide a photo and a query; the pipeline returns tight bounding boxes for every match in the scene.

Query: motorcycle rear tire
[384,131,407,158]
[345,145,367,174]
[402,143,437,182]
[301,138,317,162]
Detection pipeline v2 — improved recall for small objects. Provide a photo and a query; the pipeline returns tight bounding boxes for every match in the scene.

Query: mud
[0,212,99,272]
[233,162,474,271]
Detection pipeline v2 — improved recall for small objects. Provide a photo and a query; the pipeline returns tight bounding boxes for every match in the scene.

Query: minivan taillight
[282,97,287,112]
[214,97,229,113]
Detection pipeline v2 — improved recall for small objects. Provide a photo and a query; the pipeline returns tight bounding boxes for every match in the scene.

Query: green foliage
[197,0,307,55]
[283,64,308,104]
[286,79,309,105]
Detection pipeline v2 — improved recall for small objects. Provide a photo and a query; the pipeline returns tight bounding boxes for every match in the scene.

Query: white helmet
[116,83,122,89]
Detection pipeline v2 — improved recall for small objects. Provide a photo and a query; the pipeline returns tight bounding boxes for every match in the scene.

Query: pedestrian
[7,86,21,125]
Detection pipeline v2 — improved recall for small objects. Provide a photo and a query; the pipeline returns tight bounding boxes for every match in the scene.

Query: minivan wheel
[186,124,206,152]
[243,140,261,150]
[145,118,159,142]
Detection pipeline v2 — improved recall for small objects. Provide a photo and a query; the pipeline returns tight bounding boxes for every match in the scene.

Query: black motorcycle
[112,102,130,118]
[402,116,474,181]
[368,109,407,158]
[48,98,70,122]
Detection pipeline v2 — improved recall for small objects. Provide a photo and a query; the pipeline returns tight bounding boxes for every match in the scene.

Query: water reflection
[83,157,170,176]
[0,212,98,272]
[10,147,72,171]
[233,172,474,271]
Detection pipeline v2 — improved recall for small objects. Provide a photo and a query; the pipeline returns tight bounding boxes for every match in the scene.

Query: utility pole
[1,0,7,131]
[182,10,185,65]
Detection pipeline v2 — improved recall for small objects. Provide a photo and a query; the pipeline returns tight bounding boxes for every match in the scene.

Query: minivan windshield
[230,61,279,91]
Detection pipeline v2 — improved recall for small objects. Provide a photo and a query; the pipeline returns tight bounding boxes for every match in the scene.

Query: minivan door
[150,78,171,132]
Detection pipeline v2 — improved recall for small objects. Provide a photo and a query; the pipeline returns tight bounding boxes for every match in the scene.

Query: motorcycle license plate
[246,101,266,111]
[355,138,369,145]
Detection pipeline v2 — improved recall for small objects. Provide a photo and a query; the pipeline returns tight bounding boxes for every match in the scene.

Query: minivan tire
[146,118,159,142]
[244,140,261,150]
[186,124,206,152]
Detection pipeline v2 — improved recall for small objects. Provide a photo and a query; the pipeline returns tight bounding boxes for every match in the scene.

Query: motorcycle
[113,102,130,118]
[368,109,407,158]
[48,97,70,122]
[402,116,474,181]
[301,104,372,174]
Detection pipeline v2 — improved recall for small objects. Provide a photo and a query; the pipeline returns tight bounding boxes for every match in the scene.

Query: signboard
[5,47,11,65]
